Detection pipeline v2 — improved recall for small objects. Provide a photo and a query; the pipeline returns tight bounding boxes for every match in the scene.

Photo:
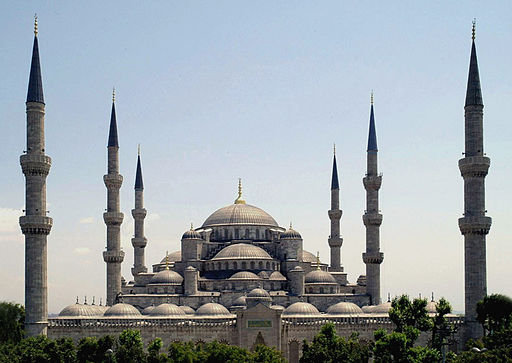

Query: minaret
[20,16,53,337]
[458,21,491,341]
[131,145,148,276]
[362,93,384,305]
[102,89,125,306]
[328,145,343,272]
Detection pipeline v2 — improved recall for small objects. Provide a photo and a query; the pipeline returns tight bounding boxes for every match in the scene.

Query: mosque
[19,17,489,361]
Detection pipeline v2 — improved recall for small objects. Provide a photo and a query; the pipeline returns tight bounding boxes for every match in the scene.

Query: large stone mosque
[19,17,491,361]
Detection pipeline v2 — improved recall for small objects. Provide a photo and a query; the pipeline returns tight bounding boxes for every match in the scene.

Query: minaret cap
[234,178,246,204]
[472,19,476,40]
[34,14,38,36]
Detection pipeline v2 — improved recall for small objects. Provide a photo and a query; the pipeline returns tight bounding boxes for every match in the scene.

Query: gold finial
[234,178,246,204]
[34,14,38,36]
[316,251,320,269]
[112,87,116,103]
[472,19,476,40]
[371,90,374,105]
[289,222,293,229]
[190,222,194,231]
[138,144,141,156]
[165,250,169,270]
[333,143,336,156]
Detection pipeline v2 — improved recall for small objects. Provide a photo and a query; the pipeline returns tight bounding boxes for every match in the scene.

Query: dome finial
[165,250,169,270]
[333,143,336,156]
[289,222,292,229]
[84,296,88,305]
[76,296,79,304]
[112,87,116,103]
[472,18,476,40]
[371,90,374,105]
[234,178,246,204]
[431,292,435,302]
[316,251,320,270]
[138,143,141,156]
[387,292,391,302]
[34,14,38,36]
[190,222,194,230]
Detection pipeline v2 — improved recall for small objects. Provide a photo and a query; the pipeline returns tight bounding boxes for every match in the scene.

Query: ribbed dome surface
[281,228,302,239]
[247,288,271,298]
[150,269,183,284]
[160,250,181,264]
[426,301,437,314]
[182,229,202,239]
[229,271,260,280]
[302,250,317,263]
[305,270,336,284]
[59,303,98,317]
[327,302,363,315]
[269,271,286,281]
[142,305,156,315]
[371,302,392,313]
[283,302,320,316]
[258,271,270,279]
[212,243,272,260]
[150,303,185,317]
[202,203,278,227]
[179,306,195,315]
[104,303,141,317]
[195,303,231,316]
[91,304,108,316]
[231,296,247,307]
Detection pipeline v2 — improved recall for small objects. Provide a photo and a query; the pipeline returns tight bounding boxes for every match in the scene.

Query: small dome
[281,227,302,239]
[202,203,278,228]
[150,269,183,284]
[283,302,320,316]
[231,296,247,307]
[327,302,363,315]
[59,303,97,317]
[212,243,272,260]
[302,250,317,263]
[160,250,181,263]
[195,302,231,316]
[371,302,392,314]
[361,305,375,313]
[90,304,108,316]
[150,303,186,317]
[104,303,141,317]
[247,288,271,299]
[179,305,195,315]
[182,228,202,240]
[229,271,260,280]
[269,271,286,281]
[142,305,156,315]
[258,271,269,279]
[426,300,437,314]
[271,305,285,310]
[305,270,337,284]
[289,266,304,273]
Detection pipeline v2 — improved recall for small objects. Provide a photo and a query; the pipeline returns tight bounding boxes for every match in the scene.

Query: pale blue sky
[0,2,511,313]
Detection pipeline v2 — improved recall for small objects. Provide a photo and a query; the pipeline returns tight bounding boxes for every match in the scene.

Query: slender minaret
[458,21,492,341]
[131,145,148,276]
[362,93,384,305]
[20,16,53,337]
[102,89,125,306]
[328,145,343,272]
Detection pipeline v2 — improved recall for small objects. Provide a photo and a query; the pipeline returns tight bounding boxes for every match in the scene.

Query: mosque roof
[231,296,247,307]
[104,303,141,317]
[142,305,156,315]
[202,203,278,228]
[160,250,181,264]
[149,269,183,284]
[59,303,98,317]
[212,243,272,260]
[327,302,363,315]
[179,306,195,315]
[247,288,271,299]
[268,271,286,281]
[229,271,260,280]
[305,269,337,284]
[302,250,317,263]
[149,303,185,317]
[182,228,201,240]
[282,302,320,316]
[281,226,302,239]
[195,302,231,316]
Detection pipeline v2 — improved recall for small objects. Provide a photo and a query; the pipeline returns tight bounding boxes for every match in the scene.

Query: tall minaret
[20,16,53,337]
[458,21,492,341]
[362,93,384,305]
[131,146,148,277]
[328,145,343,272]
[102,89,125,306]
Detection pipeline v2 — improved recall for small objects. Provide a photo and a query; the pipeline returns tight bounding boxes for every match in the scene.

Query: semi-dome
[150,303,186,317]
[179,305,195,315]
[283,302,320,316]
[302,250,317,263]
[269,271,286,281]
[202,203,278,228]
[150,269,183,284]
[195,302,232,316]
[305,270,337,284]
[212,243,272,260]
[327,302,364,315]
[142,305,156,315]
[59,303,97,317]
[160,250,181,264]
[231,296,247,307]
[281,227,302,239]
[104,303,141,317]
[229,271,260,280]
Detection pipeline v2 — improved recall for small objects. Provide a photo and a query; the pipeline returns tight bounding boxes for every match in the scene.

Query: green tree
[115,329,146,363]
[250,344,286,363]
[77,336,99,363]
[476,294,512,335]
[148,338,169,363]
[168,341,200,362]
[0,301,25,344]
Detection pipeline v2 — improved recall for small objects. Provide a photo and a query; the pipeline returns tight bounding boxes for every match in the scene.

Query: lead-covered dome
[212,243,272,260]
[150,269,183,284]
[229,271,260,280]
[327,302,363,315]
[202,203,278,228]
[160,250,181,264]
[104,303,141,317]
[283,302,320,316]
[195,302,232,316]
[59,303,97,317]
[150,303,186,317]
[179,306,195,315]
[305,270,337,284]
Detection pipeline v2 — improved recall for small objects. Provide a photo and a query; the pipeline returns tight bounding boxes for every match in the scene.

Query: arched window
[250,261,255,269]
[266,262,270,270]
[216,262,221,270]
[246,229,250,238]
[320,287,324,294]
[242,261,247,269]
[224,262,229,270]
[255,230,260,240]
[235,229,239,239]
[233,261,238,270]
[258,261,263,269]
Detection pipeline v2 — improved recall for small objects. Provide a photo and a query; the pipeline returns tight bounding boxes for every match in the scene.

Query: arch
[272,262,276,270]
[255,229,260,240]
[289,340,300,363]
[250,261,255,269]
[216,262,221,270]
[258,261,263,269]
[320,287,324,294]
[233,261,238,270]
[235,228,239,239]
[266,262,270,270]
[251,332,266,351]
[224,262,229,270]
[246,228,250,238]
[242,261,247,269]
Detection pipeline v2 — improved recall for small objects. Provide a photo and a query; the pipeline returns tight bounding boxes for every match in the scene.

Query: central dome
[212,243,272,260]
[202,203,278,228]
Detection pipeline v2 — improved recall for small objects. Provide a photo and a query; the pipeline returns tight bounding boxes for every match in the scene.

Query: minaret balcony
[20,154,51,176]
[328,209,342,219]
[362,252,384,264]
[458,216,492,235]
[363,175,382,190]
[131,237,147,248]
[103,250,125,263]
[19,215,53,235]
[458,156,490,177]
[328,236,343,247]
[103,212,124,225]
[103,174,123,189]
[363,213,383,226]
[131,208,147,219]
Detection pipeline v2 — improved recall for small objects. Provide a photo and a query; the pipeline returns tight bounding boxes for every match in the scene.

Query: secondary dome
[182,228,201,240]
[179,306,195,315]
[283,302,320,316]
[195,302,231,316]
[426,300,437,314]
[229,271,260,280]
[281,227,302,239]
[302,250,317,263]
[160,250,181,264]
[269,271,286,281]
[202,203,278,228]
[372,302,392,314]
[104,303,141,317]
[142,305,156,315]
[327,302,364,315]
[247,288,271,299]
[305,270,337,284]
[59,303,97,317]
[150,303,185,317]
[231,296,247,307]
[150,269,183,284]
[212,243,272,260]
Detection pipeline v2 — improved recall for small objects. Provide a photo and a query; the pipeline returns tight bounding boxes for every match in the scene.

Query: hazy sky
[1,2,511,314]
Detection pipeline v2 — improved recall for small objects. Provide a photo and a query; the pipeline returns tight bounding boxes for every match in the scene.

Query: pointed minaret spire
[328,144,344,275]
[135,145,143,190]
[465,20,483,107]
[108,88,119,147]
[131,146,148,277]
[367,92,378,152]
[331,144,339,190]
[27,14,44,104]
